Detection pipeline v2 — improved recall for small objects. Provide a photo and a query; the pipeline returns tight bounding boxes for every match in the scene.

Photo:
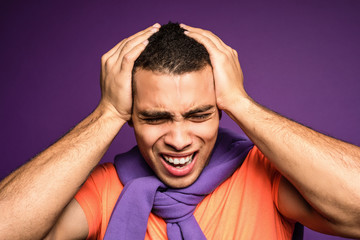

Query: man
[0,22,359,240]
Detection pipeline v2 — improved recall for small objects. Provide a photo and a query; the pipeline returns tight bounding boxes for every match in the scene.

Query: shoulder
[243,146,280,179]
[235,146,283,209]
[89,163,119,183]
[78,162,122,201]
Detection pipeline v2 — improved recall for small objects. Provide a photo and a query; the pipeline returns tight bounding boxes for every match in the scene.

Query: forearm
[226,96,360,224]
[0,105,125,240]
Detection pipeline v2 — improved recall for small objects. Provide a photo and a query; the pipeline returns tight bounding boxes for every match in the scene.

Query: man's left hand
[180,24,250,113]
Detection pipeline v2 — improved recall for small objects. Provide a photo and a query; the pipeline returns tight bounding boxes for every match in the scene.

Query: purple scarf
[104,128,253,240]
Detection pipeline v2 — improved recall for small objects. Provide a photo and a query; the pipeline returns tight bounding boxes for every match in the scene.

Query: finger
[120,41,149,73]
[183,25,239,66]
[112,23,159,58]
[103,40,126,61]
[104,23,160,62]
[181,24,227,50]
[181,23,224,45]
[116,26,159,64]
[126,23,160,44]
[112,24,159,60]
[101,40,126,78]
[184,31,224,59]
[102,25,158,75]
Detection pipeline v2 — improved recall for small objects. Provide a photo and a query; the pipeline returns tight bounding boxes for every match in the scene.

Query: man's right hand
[0,24,160,240]
[98,23,160,122]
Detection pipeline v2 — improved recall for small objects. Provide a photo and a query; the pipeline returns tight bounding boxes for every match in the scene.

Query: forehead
[133,67,215,112]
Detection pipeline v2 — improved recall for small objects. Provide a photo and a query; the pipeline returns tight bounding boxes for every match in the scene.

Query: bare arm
[44,199,89,240]
[182,24,360,238]
[0,24,160,240]
[0,105,124,240]
[234,98,360,237]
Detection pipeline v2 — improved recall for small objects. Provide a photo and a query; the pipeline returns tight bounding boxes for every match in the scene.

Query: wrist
[221,94,257,128]
[95,101,128,128]
[222,94,253,116]
[97,101,129,124]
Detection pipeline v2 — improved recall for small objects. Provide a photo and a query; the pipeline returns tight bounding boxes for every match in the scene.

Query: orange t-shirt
[75,146,295,239]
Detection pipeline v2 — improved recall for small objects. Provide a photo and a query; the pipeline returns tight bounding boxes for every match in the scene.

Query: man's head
[131,23,219,188]
[133,22,211,76]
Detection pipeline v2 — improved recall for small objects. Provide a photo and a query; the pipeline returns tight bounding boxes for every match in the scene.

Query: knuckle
[101,54,107,64]
[122,53,133,63]
[123,40,133,50]
[105,57,115,68]
[218,53,228,63]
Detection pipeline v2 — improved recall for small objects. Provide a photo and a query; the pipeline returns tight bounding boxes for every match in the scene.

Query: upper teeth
[163,154,193,165]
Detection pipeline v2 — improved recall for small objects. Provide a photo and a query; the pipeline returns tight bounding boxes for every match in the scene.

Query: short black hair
[133,22,211,75]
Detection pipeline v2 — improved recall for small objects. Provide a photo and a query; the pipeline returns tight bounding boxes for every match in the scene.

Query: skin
[181,24,360,237]
[0,23,360,239]
[132,67,219,188]
[0,23,161,240]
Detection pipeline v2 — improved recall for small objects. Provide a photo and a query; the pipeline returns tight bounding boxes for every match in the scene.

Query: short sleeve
[251,146,283,210]
[74,163,122,239]
[271,168,282,210]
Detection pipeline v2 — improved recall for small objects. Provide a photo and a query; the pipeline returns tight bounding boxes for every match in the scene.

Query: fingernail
[153,23,161,28]
[150,27,159,32]
[184,30,189,35]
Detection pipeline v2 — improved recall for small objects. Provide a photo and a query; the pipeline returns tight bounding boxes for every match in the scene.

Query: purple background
[1,0,359,239]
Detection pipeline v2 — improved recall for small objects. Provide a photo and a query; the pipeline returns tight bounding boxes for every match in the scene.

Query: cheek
[188,117,219,143]
[134,124,166,150]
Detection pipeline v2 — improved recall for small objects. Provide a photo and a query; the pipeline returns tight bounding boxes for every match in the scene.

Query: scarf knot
[153,191,203,222]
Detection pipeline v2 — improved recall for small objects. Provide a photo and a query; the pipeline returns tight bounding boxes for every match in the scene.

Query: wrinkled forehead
[132,66,215,111]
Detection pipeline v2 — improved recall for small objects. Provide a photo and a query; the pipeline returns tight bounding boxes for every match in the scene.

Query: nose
[163,122,192,151]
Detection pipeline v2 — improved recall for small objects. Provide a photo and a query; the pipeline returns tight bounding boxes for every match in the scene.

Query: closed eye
[188,113,213,122]
[142,118,168,124]
[138,110,173,125]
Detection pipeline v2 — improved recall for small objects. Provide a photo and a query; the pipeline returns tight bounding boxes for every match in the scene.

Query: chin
[160,172,201,189]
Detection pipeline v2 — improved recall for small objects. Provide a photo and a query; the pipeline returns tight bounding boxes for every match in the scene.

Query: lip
[161,152,196,158]
[160,152,197,177]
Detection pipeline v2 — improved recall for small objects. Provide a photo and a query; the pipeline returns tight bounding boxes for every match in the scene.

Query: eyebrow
[137,105,215,119]
[183,105,215,118]
[138,110,174,119]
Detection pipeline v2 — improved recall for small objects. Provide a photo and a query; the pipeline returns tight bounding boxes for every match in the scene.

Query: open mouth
[161,152,197,169]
